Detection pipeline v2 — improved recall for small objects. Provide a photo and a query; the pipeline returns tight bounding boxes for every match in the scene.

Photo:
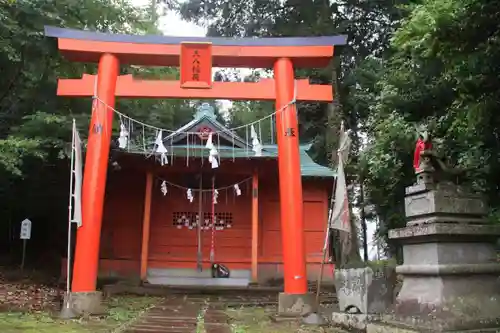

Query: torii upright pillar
[72,54,119,293]
[63,54,119,316]
[274,58,313,315]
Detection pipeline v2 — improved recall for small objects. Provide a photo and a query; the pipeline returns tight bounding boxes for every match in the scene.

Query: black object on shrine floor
[211,263,230,278]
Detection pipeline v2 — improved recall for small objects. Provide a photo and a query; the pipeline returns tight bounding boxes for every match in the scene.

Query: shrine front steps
[146,268,251,287]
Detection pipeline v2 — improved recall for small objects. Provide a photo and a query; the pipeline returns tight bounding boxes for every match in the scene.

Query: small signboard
[180,42,213,89]
[20,219,32,240]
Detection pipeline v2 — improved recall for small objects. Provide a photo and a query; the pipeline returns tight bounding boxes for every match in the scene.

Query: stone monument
[368,134,500,332]
[332,265,396,331]
[335,265,396,314]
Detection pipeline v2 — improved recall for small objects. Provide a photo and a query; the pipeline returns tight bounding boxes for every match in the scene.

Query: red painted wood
[251,172,259,282]
[72,54,119,292]
[56,38,336,68]
[57,75,333,102]
[95,161,330,281]
[180,42,213,88]
[140,172,154,280]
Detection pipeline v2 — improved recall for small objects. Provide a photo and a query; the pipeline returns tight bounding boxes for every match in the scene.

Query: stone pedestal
[374,180,500,332]
[277,292,316,317]
[60,291,106,318]
[335,266,396,314]
[333,313,381,331]
[332,266,395,331]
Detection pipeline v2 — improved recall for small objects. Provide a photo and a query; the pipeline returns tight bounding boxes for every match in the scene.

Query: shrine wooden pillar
[71,54,119,292]
[251,171,259,283]
[274,58,307,295]
[140,172,154,281]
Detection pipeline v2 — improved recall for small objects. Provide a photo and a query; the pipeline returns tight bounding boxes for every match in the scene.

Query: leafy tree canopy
[361,0,500,238]
[2,0,500,262]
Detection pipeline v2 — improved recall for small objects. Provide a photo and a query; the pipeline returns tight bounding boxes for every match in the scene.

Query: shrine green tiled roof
[261,144,336,178]
[126,144,335,178]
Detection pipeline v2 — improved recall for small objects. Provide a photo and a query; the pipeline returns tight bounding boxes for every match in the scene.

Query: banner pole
[21,239,27,271]
[197,173,203,272]
[316,160,339,306]
[66,119,76,294]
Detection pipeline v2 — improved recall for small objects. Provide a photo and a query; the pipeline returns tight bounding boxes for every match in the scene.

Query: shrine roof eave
[118,146,336,178]
[44,26,347,68]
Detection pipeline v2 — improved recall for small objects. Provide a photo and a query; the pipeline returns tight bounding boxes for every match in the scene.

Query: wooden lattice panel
[172,212,233,230]
[213,212,233,230]
[172,212,196,229]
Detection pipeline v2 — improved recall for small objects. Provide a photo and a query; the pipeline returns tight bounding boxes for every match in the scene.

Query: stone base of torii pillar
[60,291,105,319]
[368,153,500,332]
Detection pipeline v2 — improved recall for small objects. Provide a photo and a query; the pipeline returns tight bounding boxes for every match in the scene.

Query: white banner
[329,123,352,232]
[329,158,351,232]
[71,120,83,228]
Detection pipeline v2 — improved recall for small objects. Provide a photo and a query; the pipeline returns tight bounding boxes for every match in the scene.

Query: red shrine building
[62,103,335,286]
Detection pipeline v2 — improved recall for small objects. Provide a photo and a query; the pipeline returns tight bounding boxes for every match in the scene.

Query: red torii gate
[45,26,346,315]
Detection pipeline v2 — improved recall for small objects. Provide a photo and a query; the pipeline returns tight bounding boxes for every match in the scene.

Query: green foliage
[0,0,195,262]
[338,258,397,270]
[360,0,500,240]
[0,0,149,173]
[0,296,160,332]
[0,137,42,175]
[2,0,500,263]
[227,101,276,144]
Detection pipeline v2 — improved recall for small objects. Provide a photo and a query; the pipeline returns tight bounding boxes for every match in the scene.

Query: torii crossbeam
[45,25,347,317]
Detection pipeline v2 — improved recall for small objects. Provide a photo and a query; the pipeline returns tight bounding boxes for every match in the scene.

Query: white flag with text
[71,121,83,228]
[329,124,352,232]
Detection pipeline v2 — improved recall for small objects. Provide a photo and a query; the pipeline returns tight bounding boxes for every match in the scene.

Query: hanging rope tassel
[250,124,262,157]
[154,130,169,166]
[118,121,129,149]
[187,188,194,203]
[210,147,219,168]
[206,133,219,169]
[213,189,219,205]
[234,184,242,196]
[86,81,299,166]
[210,176,216,264]
[160,180,168,196]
